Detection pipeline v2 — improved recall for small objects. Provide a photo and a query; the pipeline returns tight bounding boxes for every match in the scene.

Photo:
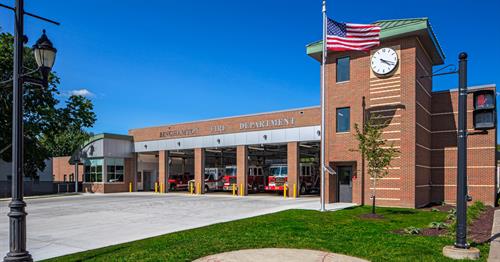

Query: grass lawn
[44,206,490,262]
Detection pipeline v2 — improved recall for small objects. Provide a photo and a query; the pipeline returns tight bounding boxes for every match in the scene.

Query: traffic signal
[472,90,496,130]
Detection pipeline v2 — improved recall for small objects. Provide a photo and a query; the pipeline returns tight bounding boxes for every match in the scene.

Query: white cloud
[69,89,95,97]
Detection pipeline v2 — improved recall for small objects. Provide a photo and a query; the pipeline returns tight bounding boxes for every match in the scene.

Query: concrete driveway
[0,192,355,261]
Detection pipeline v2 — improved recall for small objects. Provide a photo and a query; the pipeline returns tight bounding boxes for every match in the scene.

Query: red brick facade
[323,36,496,207]
[52,156,84,183]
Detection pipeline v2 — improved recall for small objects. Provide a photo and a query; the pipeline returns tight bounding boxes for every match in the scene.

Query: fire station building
[58,18,497,208]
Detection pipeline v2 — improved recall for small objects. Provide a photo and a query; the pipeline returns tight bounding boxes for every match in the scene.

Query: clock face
[371,47,398,75]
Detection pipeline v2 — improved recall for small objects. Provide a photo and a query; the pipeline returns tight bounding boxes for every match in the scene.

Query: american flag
[326,18,381,51]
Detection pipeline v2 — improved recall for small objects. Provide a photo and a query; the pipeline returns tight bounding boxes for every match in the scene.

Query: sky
[1,0,499,136]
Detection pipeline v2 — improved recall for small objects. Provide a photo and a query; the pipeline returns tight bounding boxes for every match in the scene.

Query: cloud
[68,89,95,97]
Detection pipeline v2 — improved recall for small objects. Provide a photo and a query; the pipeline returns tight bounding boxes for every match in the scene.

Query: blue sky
[1,0,499,135]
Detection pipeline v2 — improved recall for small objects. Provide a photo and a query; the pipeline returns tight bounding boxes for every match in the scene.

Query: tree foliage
[354,115,399,214]
[0,31,96,177]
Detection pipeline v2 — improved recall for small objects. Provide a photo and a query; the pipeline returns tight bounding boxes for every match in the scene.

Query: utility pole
[455,52,468,249]
[443,52,481,260]
[1,1,59,261]
[6,1,31,260]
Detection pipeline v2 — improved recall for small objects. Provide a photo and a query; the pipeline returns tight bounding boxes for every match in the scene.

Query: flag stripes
[326,19,381,52]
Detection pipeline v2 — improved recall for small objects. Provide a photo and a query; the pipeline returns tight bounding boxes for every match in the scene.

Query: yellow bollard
[155,182,158,193]
[293,183,297,199]
[232,184,236,196]
[189,183,194,195]
[283,184,287,199]
[129,182,132,193]
[240,183,244,196]
[161,183,164,194]
[197,182,201,195]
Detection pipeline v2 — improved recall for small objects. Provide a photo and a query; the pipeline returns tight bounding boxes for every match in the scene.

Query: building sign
[156,117,299,139]
[210,125,225,133]
[159,128,199,138]
[239,117,295,130]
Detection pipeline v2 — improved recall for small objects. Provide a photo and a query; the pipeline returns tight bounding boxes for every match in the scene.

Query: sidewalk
[0,192,80,202]
[488,209,500,262]
[193,248,369,262]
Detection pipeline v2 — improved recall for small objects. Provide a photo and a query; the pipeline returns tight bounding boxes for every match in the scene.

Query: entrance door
[337,166,353,203]
[143,171,153,191]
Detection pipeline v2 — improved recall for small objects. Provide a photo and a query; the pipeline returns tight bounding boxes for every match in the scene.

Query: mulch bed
[469,206,496,243]
[392,205,497,241]
[359,213,385,220]
[422,204,455,213]
[392,228,448,236]
[422,228,448,236]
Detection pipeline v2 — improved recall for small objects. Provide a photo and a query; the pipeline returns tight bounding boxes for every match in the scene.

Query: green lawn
[44,206,489,262]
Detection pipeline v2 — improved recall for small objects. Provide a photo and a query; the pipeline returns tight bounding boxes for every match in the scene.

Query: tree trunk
[372,195,376,214]
[371,176,377,214]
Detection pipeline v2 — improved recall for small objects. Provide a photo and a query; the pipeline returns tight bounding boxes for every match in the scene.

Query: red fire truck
[222,165,266,193]
[187,168,225,192]
[265,163,319,194]
[168,172,193,191]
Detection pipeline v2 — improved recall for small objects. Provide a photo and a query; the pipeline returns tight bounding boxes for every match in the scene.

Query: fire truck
[187,168,225,192]
[168,172,193,191]
[265,163,319,194]
[222,165,266,193]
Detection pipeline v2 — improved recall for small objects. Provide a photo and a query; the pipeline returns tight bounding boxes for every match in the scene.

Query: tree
[0,31,96,177]
[41,95,96,157]
[354,116,399,214]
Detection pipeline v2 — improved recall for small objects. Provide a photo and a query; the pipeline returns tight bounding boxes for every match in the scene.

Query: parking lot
[0,193,354,261]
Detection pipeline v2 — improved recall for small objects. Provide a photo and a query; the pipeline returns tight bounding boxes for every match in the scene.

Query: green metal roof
[82,133,133,148]
[306,17,445,65]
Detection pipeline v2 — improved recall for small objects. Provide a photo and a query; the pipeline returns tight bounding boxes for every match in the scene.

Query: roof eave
[306,20,445,65]
[81,133,133,150]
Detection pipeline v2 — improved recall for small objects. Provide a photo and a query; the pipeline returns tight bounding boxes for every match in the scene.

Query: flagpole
[320,0,327,212]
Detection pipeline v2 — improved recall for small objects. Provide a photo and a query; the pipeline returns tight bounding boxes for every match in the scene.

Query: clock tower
[306,18,496,208]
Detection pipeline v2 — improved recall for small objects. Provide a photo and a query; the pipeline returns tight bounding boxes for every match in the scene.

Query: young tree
[354,116,399,214]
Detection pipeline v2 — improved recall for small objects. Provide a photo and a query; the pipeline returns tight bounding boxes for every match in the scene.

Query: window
[84,159,103,182]
[336,56,350,82]
[107,158,124,183]
[336,107,350,133]
[281,167,288,176]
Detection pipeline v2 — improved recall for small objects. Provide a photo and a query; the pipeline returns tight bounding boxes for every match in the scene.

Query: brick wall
[324,37,420,208]
[52,156,84,182]
[414,38,434,207]
[431,87,497,206]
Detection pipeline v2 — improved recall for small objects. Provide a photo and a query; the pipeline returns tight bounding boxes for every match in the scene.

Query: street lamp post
[2,1,58,261]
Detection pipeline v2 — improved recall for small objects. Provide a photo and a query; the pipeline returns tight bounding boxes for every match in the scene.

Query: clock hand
[380,58,395,66]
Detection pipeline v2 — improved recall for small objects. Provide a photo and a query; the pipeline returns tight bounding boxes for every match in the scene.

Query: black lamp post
[2,0,58,261]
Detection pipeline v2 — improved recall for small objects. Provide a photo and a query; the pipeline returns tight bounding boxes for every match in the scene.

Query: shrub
[446,208,456,221]
[467,201,486,224]
[448,201,486,232]
[404,226,422,235]
[429,221,448,230]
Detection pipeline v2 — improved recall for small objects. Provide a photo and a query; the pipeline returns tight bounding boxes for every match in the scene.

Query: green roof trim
[306,18,445,65]
[82,133,133,149]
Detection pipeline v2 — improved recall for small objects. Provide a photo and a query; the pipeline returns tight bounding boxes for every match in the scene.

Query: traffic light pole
[455,52,468,249]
